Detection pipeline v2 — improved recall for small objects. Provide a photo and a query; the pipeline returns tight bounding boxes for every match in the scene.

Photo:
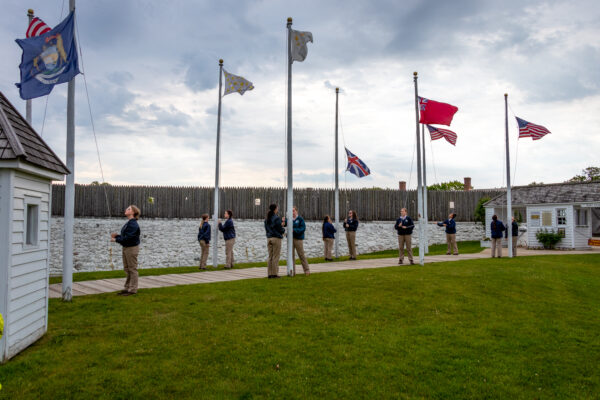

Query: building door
[592,208,600,237]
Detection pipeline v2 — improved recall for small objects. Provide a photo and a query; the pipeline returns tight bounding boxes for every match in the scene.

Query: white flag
[290,29,313,62]
[223,69,254,96]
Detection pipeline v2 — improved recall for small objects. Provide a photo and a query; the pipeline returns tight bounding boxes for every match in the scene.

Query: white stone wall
[49,218,485,274]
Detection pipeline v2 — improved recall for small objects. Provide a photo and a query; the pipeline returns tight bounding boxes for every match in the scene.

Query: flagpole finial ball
[28,9,34,15]
[219,59,223,65]
[413,71,418,76]
[336,87,339,92]
[287,17,292,22]
[504,93,508,97]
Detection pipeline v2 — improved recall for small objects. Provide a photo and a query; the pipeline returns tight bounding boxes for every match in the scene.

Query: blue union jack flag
[345,148,371,178]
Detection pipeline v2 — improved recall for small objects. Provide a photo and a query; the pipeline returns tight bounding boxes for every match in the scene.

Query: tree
[90,181,111,186]
[568,166,600,182]
[474,196,491,226]
[427,180,466,191]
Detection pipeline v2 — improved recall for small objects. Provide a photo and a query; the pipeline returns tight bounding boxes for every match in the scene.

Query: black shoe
[199,267,207,270]
[410,260,414,265]
[117,290,129,295]
[120,292,136,296]
[398,260,403,264]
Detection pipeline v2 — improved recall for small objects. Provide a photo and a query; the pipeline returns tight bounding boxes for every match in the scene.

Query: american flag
[426,125,457,146]
[26,16,52,38]
[345,148,371,178]
[516,117,551,140]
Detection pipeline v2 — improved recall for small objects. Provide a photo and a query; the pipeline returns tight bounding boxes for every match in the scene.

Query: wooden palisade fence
[51,184,503,221]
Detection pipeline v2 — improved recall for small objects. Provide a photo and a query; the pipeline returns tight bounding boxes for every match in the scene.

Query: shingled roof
[0,91,68,175]
[485,181,600,207]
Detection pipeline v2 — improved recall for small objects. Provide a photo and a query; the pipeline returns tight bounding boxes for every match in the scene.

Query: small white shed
[484,182,600,250]
[0,91,68,362]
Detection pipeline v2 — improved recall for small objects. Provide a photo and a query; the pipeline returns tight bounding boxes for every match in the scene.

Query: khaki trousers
[267,237,282,276]
[397,234,413,262]
[491,238,503,257]
[225,238,235,268]
[122,245,139,293]
[199,240,209,267]
[293,238,310,274]
[323,238,334,259]
[346,231,357,258]
[446,233,458,255]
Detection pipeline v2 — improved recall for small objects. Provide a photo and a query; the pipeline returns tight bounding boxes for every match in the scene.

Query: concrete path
[49,248,600,298]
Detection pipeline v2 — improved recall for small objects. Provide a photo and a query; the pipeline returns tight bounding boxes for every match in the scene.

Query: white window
[557,208,567,226]
[542,211,553,227]
[24,197,41,247]
[575,209,588,226]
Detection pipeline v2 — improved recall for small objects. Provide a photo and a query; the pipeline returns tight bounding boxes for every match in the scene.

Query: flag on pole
[345,148,371,178]
[419,97,458,126]
[15,11,80,100]
[516,117,551,140]
[426,125,457,146]
[223,69,254,96]
[290,29,313,62]
[26,16,52,38]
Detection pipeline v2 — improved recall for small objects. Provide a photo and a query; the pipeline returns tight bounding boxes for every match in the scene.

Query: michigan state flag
[15,11,80,100]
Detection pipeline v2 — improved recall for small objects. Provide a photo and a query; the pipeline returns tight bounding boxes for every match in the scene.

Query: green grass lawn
[2,254,599,399]
[49,240,484,284]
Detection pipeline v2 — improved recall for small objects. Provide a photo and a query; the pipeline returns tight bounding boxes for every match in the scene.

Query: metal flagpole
[334,87,339,258]
[413,72,424,265]
[421,123,429,254]
[212,59,224,268]
[286,18,294,276]
[62,0,76,301]
[26,9,34,124]
[504,93,513,258]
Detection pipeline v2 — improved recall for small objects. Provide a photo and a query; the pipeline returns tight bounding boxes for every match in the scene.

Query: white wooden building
[0,91,68,362]
[484,182,600,249]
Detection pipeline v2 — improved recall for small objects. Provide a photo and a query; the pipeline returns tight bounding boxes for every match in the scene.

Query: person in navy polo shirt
[437,213,458,255]
[343,210,359,260]
[111,205,141,296]
[197,214,211,269]
[322,215,336,261]
[394,207,414,265]
[218,210,236,269]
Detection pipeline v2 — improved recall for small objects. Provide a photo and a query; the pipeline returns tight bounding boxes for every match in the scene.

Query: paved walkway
[49,248,600,298]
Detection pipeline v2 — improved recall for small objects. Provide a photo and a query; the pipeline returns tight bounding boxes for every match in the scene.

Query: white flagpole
[26,9,34,124]
[421,124,429,254]
[505,93,513,257]
[212,59,224,268]
[62,0,76,301]
[334,87,339,259]
[413,72,424,265]
[286,18,294,276]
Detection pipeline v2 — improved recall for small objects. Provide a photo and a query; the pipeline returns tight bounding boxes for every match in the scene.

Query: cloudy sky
[1,0,599,189]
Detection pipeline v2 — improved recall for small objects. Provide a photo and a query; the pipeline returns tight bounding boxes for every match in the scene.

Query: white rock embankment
[49,218,484,274]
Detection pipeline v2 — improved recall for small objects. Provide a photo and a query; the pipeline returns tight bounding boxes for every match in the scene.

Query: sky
[1,0,599,189]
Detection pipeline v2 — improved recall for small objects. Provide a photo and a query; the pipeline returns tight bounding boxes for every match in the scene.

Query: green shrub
[535,228,563,249]
[474,197,491,226]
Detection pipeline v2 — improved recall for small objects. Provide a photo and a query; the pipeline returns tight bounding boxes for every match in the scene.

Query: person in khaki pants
[197,214,211,269]
[438,213,458,255]
[322,215,336,261]
[218,210,236,269]
[490,214,506,258]
[264,204,285,278]
[343,210,359,260]
[394,208,414,264]
[111,205,141,296]
[506,217,519,256]
[283,206,310,276]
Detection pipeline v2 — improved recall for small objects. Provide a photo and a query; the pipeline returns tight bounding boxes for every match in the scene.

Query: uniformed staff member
[264,204,284,278]
[283,206,311,276]
[218,210,236,269]
[343,210,359,260]
[197,214,211,269]
[322,215,336,261]
[437,213,458,255]
[394,207,414,265]
[111,205,141,296]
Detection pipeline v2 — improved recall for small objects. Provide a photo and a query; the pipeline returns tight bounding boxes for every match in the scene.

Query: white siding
[6,171,51,360]
[484,207,495,238]
[573,207,592,249]
[527,205,574,249]
[0,169,13,362]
